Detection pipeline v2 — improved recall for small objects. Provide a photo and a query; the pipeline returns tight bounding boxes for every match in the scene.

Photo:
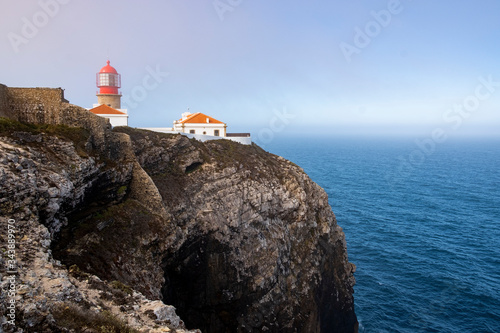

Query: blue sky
[1,0,499,138]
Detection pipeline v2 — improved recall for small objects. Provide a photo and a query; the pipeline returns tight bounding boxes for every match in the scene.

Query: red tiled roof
[177,112,224,124]
[90,104,127,115]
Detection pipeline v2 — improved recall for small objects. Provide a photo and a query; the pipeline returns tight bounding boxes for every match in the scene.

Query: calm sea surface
[265,135,500,333]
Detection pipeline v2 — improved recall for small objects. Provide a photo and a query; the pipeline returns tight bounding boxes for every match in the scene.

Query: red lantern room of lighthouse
[96,60,122,109]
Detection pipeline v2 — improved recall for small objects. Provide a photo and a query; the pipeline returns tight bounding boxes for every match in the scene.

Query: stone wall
[0,84,11,119]
[5,87,66,124]
[0,84,111,150]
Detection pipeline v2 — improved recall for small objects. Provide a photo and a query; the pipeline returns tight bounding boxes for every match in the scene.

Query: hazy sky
[1,0,499,137]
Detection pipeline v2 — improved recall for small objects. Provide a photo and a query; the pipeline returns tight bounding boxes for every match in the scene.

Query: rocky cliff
[0,86,357,332]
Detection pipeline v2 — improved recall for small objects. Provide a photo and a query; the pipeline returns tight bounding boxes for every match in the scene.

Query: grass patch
[53,303,138,333]
[0,117,38,133]
[0,117,90,156]
[0,117,89,141]
[68,264,90,280]
[112,126,177,139]
[110,280,133,295]
[117,186,127,195]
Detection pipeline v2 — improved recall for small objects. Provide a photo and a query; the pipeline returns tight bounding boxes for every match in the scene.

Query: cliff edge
[0,85,357,332]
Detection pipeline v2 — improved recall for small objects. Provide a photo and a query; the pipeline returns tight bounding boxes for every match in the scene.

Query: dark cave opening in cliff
[161,235,246,333]
[185,161,203,174]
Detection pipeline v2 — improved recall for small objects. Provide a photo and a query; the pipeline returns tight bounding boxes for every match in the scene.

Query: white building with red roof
[173,112,227,137]
[142,111,251,145]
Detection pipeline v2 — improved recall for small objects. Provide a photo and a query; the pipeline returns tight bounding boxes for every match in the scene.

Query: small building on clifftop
[142,111,252,145]
[173,112,226,137]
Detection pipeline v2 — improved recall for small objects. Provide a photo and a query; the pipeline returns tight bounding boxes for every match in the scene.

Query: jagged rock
[142,301,181,325]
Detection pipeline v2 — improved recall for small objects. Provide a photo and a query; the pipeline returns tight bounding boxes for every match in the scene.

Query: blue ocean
[265,135,500,333]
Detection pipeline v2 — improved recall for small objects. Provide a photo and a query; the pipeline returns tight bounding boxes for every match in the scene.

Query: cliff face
[113,127,358,332]
[0,87,357,332]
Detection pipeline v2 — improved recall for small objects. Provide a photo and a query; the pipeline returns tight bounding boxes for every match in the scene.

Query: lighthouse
[89,60,128,127]
[96,60,122,109]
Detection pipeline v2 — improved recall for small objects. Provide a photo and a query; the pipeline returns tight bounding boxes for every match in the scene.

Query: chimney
[206,117,209,123]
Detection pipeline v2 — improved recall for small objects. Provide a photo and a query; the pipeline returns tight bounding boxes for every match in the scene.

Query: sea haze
[266,135,500,333]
